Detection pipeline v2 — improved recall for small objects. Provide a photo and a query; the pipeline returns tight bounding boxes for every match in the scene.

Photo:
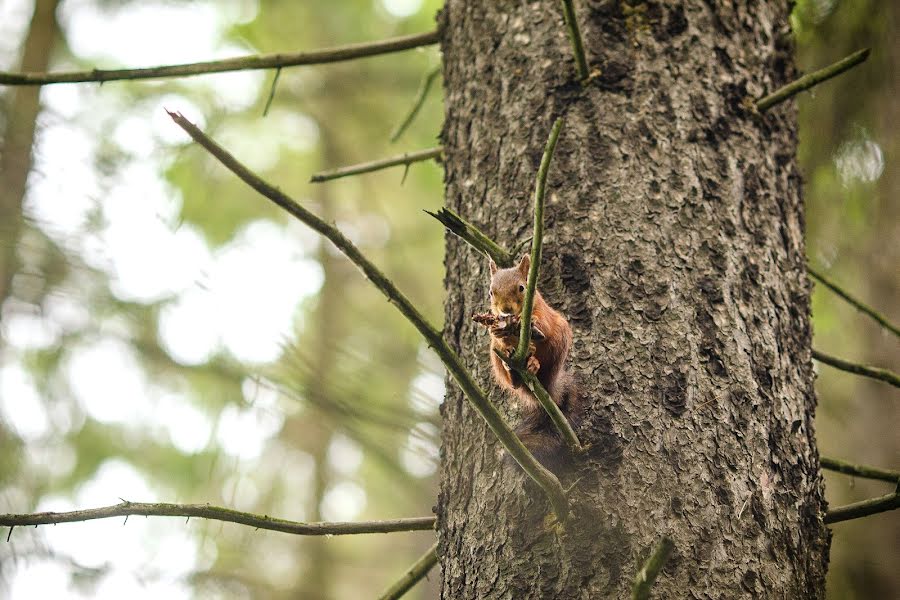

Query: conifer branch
[824,491,900,525]
[755,48,870,112]
[424,207,514,268]
[377,542,439,600]
[310,147,443,183]
[812,349,900,389]
[495,351,583,455]
[498,119,582,454]
[821,457,900,484]
[390,66,441,142]
[0,30,440,86]
[808,267,900,338]
[513,117,563,365]
[0,501,435,536]
[560,0,590,81]
[632,536,675,600]
[167,111,569,521]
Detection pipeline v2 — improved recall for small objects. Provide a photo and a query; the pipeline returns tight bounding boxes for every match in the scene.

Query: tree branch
[502,119,582,454]
[261,67,282,117]
[390,66,441,143]
[560,0,590,81]
[825,491,900,525]
[0,30,439,85]
[812,349,900,389]
[513,117,563,365]
[0,501,435,536]
[755,48,870,112]
[309,147,443,183]
[424,207,514,268]
[496,350,583,455]
[167,111,569,521]
[427,127,583,455]
[376,542,439,600]
[808,267,900,339]
[0,30,440,86]
[632,536,675,600]
[821,457,900,484]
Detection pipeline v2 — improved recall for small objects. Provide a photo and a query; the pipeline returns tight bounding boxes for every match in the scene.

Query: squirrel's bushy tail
[513,370,582,473]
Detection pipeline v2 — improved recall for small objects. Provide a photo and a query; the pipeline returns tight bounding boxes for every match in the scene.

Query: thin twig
[812,349,900,389]
[376,542,439,600]
[632,536,675,600]
[310,147,443,183]
[167,111,569,520]
[560,1,590,81]
[0,30,441,86]
[513,117,563,365]
[820,457,900,484]
[424,207,514,268]
[390,66,441,142]
[0,501,435,536]
[755,48,870,112]
[261,67,281,117]
[808,267,900,339]
[825,491,900,525]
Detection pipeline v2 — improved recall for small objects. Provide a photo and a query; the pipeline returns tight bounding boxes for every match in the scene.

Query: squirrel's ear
[517,254,530,277]
[489,258,498,275]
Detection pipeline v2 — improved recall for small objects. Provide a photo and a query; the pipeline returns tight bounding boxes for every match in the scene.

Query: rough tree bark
[437,2,830,598]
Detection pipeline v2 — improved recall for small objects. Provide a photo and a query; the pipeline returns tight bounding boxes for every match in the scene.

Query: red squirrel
[479,254,582,469]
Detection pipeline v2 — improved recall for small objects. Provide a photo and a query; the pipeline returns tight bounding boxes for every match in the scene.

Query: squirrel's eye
[488,290,493,297]
[519,284,525,292]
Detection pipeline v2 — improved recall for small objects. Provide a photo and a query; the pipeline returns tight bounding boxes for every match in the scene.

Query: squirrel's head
[488,254,530,317]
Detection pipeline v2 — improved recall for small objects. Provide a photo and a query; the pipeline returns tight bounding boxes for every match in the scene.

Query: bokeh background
[0,1,895,598]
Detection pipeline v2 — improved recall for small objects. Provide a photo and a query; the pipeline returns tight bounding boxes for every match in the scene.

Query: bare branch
[755,48,870,112]
[377,542,439,600]
[560,1,590,81]
[0,501,435,536]
[513,117,563,365]
[821,457,900,484]
[0,30,440,86]
[261,67,281,117]
[495,119,582,454]
[632,536,675,600]
[390,66,441,143]
[424,207,514,268]
[310,147,443,183]
[812,349,900,389]
[167,111,569,520]
[808,267,900,339]
[825,492,900,525]
[496,350,583,454]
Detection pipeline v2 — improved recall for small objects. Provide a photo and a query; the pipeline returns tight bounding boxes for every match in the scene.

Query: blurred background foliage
[794,0,899,597]
[0,0,895,598]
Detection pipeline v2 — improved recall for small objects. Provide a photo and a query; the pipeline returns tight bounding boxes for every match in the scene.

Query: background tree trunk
[436,2,830,598]
[0,0,60,319]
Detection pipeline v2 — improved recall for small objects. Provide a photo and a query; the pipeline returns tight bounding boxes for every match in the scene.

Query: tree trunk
[0,0,60,317]
[436,2,830,598]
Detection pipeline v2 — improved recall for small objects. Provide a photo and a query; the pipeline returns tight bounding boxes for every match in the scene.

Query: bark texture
[436,2,830,598]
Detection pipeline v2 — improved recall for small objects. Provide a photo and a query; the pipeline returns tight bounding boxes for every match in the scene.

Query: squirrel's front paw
[526,355,540,374]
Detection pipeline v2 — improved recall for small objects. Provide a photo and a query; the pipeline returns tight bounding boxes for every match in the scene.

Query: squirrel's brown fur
[484,254,582,470]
